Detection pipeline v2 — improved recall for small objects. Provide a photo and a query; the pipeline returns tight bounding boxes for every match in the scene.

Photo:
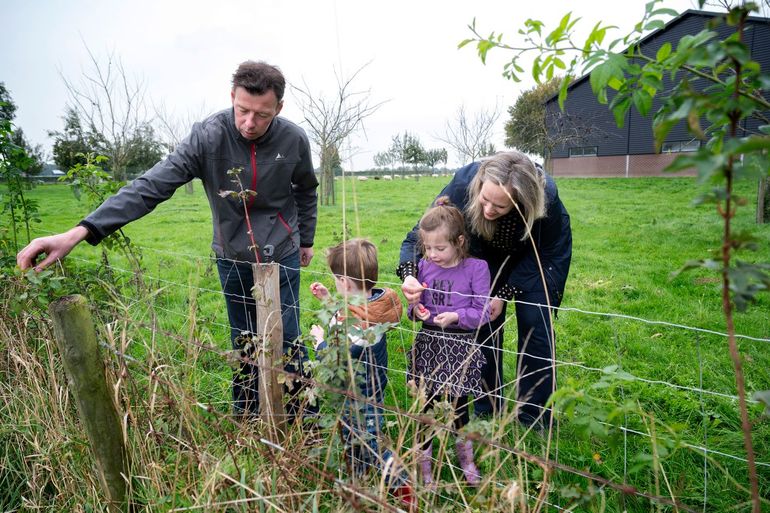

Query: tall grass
[1,176,768,512]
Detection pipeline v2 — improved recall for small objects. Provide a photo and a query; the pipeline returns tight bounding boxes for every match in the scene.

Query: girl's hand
[489,298,504,321]
[309,324,325,347]
[415,303,430,321]
[433,311,459,328]
[402,275,427,304]
[309,282,329,299]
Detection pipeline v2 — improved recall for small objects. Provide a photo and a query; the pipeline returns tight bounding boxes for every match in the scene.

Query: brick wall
[550,154,697,178]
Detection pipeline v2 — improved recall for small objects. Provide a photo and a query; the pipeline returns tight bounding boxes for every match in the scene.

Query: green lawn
[3,176,769,512]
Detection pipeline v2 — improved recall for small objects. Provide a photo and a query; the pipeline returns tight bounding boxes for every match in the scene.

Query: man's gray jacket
[79,109,318,263]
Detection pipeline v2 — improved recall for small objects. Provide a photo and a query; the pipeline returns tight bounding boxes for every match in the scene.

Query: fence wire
[51,247,770,512]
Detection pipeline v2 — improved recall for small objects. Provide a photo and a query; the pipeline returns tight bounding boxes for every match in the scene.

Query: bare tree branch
[152,100,212,193]
[291,62,387,205]
[59,42,156,181]
[438,104,501,164]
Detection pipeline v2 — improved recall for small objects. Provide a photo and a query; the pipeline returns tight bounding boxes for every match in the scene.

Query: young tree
[0,82,18,122]
[49,108,95,172]
[422,147,448,171]
[373,149,395,168]
[506,77,615,171]
[60,46,161,181]
[0,85,42,250]
[0,83,44,176]
[439,104,500,164]
[153,101,211,193]
[505,77,563,155]
[462,2,770,510]
[292,64,384,205]
[387,132,425,177]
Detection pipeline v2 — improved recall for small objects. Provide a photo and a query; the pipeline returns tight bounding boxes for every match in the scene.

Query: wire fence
[37,242,769,512]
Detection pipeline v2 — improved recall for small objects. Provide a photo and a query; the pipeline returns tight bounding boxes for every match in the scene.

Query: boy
[309,238,414,507]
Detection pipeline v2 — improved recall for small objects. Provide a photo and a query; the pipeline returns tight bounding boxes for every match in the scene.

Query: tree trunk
[320,145,336,206]
[757,177,769,224]
[185,181,194,194]
[544,153,553,175]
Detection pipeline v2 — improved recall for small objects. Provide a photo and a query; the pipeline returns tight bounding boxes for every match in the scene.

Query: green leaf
[651,8,680,17]
[457,38,474,49]
[612,95,631,127]
[607,77,624,91]
[644,20,665,32]
[632,89,653,117]
[723,40,751,64]
[590,62,609,96]
[728,135,770,155]
[557,76,571,111]
[656,42,672,61]
[666,151,727,182]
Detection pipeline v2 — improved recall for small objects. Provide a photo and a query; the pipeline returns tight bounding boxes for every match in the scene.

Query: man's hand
[489,298,505,321]
[433,311,459,328]
[16,226,89,271]
[401,275,427,305]
[299,247,314,267]
[309,281,330,300]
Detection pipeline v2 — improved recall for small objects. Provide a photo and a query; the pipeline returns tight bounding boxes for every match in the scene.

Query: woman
[398,151,572,428]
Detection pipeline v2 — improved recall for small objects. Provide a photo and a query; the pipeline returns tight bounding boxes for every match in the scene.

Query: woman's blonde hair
[418,196,469,259]
[465,151,546,241]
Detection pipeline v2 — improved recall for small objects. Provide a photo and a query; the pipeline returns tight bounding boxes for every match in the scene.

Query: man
[17,61,319,419]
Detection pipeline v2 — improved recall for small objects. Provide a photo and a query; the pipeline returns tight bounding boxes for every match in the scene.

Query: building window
[568,146,598,157]
[662,140,701,153]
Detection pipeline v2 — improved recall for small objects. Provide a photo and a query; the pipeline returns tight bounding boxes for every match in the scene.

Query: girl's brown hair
[418,196,469,259]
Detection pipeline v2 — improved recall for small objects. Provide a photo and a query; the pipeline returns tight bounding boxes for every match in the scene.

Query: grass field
[2,176,769,512]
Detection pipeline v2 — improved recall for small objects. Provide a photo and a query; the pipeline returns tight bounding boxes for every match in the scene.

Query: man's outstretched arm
[16,225,90,271]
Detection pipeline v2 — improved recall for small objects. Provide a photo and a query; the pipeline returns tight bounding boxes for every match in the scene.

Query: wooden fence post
[757,177,768,224]
[48,295,129,513]
[252,262,286,438]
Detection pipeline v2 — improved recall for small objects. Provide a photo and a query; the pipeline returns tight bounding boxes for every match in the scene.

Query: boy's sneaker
[393,484,416,511]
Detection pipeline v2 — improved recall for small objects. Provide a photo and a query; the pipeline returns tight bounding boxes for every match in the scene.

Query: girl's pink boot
[420,447,435,488]
[456,438,481,486]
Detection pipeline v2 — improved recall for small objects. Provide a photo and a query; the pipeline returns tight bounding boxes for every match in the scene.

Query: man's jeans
[217,252,312,418]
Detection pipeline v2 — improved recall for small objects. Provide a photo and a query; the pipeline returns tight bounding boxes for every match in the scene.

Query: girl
[400,152,571,429]
[407,196,491,487]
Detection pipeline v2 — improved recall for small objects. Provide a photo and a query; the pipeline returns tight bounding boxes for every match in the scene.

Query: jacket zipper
[277,213,293,235]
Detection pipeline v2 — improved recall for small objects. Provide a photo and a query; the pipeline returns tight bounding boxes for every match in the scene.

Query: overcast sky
[2,0,700,170]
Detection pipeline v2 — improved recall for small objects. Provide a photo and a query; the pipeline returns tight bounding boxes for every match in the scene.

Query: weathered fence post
[252,262,286,438]
[48,295,129,512]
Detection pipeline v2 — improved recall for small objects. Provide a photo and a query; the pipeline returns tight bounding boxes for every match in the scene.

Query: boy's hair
[231,60,286,101]
[326,238,378,291]
[418,196,469,258]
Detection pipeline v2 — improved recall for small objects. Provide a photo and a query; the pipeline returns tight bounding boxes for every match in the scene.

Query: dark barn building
[545,10,770,177]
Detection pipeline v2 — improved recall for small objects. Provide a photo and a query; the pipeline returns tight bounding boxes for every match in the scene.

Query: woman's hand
[401,275,426,304]
[309,282,329,300]
[489,298,505,321]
